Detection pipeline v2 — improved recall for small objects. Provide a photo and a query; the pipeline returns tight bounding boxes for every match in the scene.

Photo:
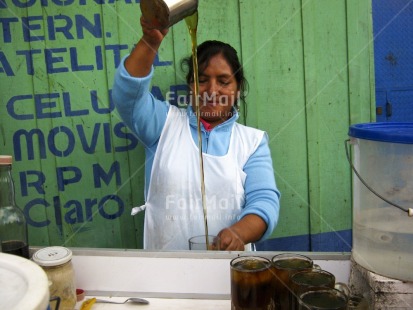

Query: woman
[112,17,280,251]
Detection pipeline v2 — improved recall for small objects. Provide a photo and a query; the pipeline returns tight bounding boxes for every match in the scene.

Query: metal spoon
[95,297,149,305]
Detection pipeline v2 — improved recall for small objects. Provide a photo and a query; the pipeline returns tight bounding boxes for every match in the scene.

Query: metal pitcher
[140,0,198,29]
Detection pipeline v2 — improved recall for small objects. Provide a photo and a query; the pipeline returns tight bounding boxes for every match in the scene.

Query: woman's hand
[218,227,244,251]
[125,16,169,77]
[218,227,245,251]
[218,214,267,251]
[140,16,169,49]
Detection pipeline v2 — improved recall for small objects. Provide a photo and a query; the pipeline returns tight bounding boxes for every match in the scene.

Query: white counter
[67,248,351,309]
[76,297,230,310]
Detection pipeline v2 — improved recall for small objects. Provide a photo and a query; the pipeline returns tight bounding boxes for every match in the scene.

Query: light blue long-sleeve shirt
[112,58,280,241]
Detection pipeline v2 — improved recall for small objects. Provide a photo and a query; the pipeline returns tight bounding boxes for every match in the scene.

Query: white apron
[140,106,264,250]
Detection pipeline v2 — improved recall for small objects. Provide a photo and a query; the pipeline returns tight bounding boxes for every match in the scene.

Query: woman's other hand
[140,16,169,48]
[125,16,169,77]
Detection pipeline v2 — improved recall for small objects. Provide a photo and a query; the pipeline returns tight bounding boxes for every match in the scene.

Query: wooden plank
[19,3,62,246]
[103,0,143,248]
[239,0,310,240]
[301,0,357,244]
[346,0,376,124]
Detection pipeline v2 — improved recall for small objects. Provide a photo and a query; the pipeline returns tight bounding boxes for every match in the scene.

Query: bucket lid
[348,122,413,144]
[0,253,49,310]
[32,246,72,267]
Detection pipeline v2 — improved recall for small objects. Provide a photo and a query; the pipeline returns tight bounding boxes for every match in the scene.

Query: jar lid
[0,155,12,165]
[32,247,72,267]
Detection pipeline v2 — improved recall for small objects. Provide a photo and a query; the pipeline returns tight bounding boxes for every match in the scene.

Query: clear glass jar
[33,247,76,310]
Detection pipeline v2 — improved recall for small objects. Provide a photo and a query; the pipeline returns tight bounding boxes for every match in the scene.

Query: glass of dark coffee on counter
[298,288,348,310]
[290,269,336,309]
[271,253,313,309]
[230,256,274,310]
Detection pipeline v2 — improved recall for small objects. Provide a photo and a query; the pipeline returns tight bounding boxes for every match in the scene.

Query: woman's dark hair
[181,40,249,107]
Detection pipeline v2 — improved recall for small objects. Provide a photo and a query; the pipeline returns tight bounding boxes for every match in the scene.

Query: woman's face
[190,54,240,128]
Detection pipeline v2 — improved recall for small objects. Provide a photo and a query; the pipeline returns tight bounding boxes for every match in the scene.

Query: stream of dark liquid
[185,12,209,247]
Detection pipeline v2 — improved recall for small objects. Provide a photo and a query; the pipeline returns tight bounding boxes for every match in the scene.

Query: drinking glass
[230,256,274,310]
[298,288,348,310]
[271,253,313,309]
[290,269,336,310]
[188,235,220,250]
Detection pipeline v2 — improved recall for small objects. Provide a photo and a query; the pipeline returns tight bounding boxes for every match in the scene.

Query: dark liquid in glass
[2,240,29,258]
[273,258,313,310]
[231,259,274,309]
[291,271,335,310]
[300,290,347,310]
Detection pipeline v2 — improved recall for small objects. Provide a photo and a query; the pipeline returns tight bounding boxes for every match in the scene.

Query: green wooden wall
[0,0,375,250]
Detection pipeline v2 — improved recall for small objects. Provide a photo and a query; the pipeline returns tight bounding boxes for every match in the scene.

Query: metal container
[348,122,413,282]
[140,0,198,29]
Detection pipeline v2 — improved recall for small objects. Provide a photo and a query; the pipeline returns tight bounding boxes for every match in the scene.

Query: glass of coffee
[188,235,221,250]
[298,288,348,310]
[271,253,313,309]
[290,269,336,310]
[230,256,274,310]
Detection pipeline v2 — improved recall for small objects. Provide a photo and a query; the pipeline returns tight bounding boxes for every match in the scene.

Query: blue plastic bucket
[348,122,413,281]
